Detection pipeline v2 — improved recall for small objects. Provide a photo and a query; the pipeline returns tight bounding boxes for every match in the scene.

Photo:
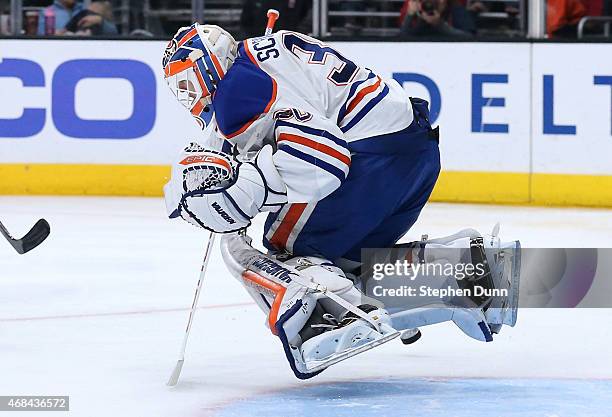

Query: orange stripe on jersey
[277,133,351,167]
[242,270,286,335]
[269,203,307,251]
[345,76,382,115]
[219,41,278,140]
[243,41,259,67]
[223,78,278,139]
[223,114,259,139]
[264,79,278,113]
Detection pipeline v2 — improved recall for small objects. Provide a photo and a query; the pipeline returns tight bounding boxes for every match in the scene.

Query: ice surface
[215,379,612,417]
[0,197,611,417]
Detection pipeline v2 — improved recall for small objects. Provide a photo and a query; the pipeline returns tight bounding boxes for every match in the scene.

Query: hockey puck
[400,328,422,345]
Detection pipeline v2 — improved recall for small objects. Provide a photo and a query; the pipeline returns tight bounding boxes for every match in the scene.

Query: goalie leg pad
[275,300,325,380]
[220,233,399,379]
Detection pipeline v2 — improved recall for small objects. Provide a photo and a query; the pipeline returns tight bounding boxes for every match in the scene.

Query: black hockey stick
[0,219,50,254]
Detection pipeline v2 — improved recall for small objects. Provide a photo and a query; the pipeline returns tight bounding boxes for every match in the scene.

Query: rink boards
[0,40,611,206]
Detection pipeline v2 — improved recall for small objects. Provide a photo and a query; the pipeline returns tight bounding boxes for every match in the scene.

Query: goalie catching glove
[164,143,288,233]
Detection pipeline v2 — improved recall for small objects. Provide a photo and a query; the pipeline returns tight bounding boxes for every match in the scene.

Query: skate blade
[305,326,400,373]
[505,240,521,326]
[487,240,521,327]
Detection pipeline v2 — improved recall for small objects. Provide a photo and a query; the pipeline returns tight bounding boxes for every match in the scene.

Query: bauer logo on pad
[211,202,235,224]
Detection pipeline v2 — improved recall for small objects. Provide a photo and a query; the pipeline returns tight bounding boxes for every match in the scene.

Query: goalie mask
[163,23,238,129]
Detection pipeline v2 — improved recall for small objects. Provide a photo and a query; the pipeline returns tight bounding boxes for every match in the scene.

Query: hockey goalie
[162,22,520,379]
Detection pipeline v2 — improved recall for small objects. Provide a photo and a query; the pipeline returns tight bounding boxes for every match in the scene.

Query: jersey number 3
[282,33,359,86]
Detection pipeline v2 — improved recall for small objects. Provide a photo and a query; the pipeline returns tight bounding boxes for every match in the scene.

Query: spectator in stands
[460,1,520,37]
[240,0,310,38]
[0,0,10,35]
[37,0,84,35]
[338,0,368,36]
[65,0,118,35]
[546,0,587,38]
[400,0,475,38]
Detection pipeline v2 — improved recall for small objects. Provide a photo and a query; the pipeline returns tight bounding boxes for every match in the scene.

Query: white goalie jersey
[204,30,416,203]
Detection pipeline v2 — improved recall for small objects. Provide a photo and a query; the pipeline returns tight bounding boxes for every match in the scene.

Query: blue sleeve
[212,49,276,139]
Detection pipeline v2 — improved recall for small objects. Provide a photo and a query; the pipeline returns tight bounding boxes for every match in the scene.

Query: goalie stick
[0,218,50,254]
[166,231,216,386]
